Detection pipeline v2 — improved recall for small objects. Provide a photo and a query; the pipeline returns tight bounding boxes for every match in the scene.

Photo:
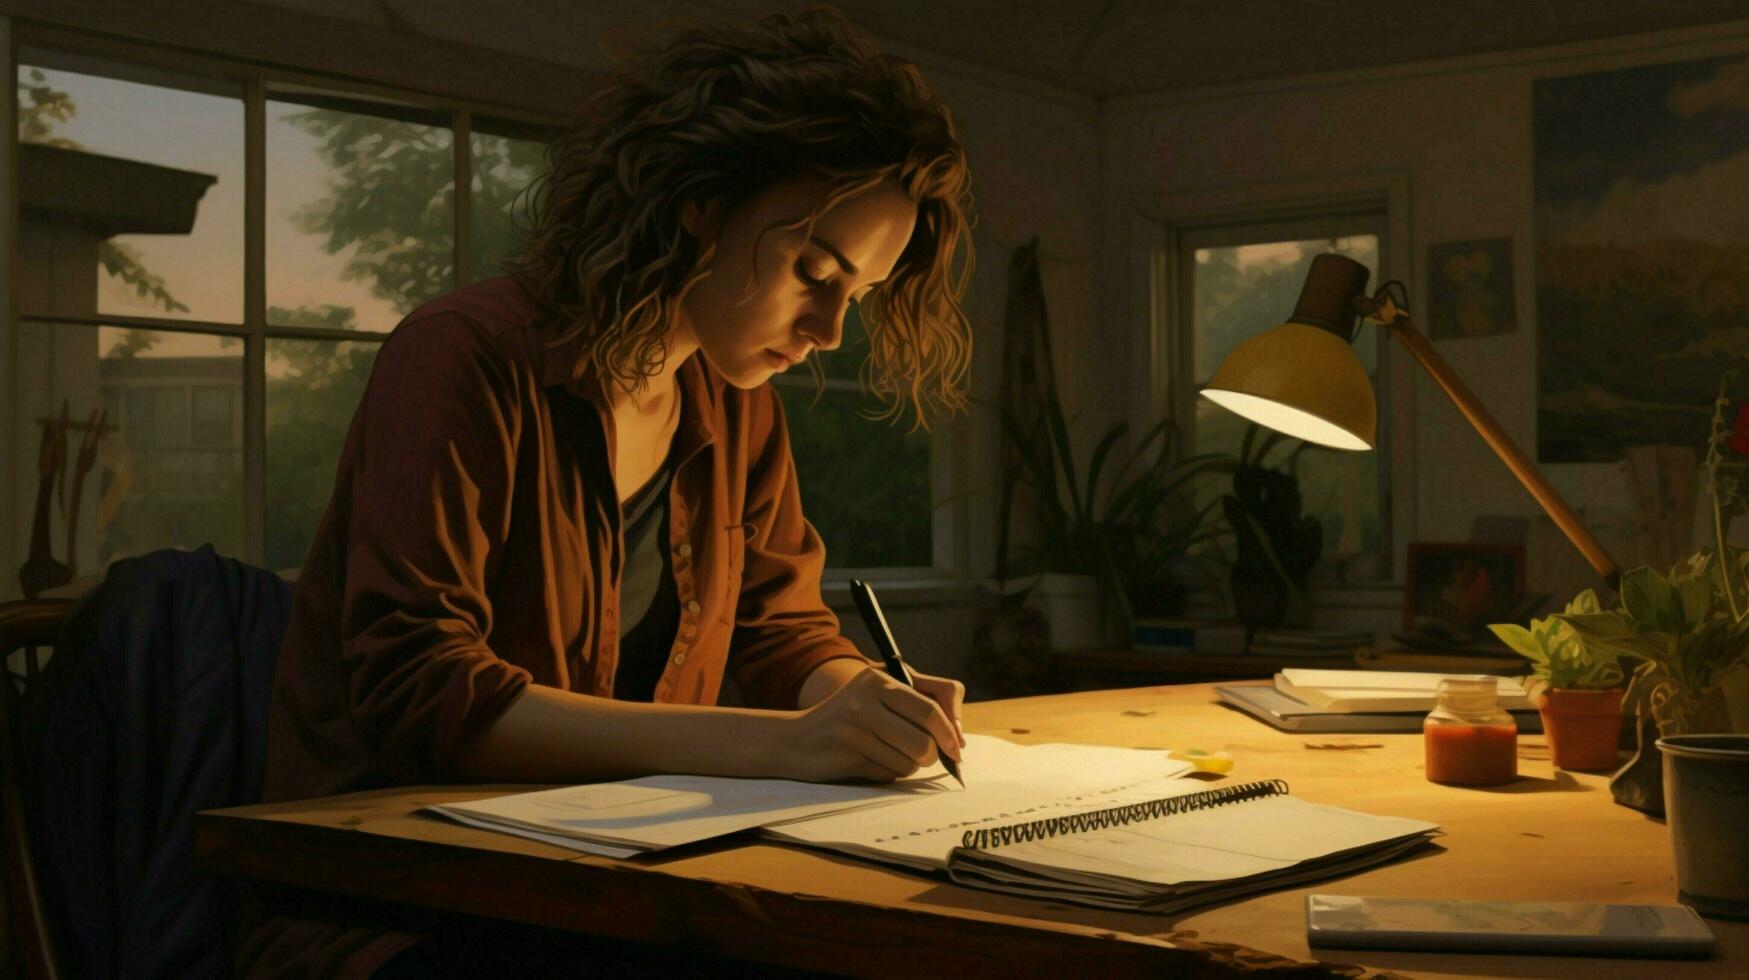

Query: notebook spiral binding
[959,779,1291,850]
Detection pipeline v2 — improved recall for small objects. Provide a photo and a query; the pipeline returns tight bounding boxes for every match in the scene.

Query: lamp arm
[1380,311,1622,592]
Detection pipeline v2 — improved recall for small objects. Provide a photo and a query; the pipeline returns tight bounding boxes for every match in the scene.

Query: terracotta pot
[1538,687,1626,771]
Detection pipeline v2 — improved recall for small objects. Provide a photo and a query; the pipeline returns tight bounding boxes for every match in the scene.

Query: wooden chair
[0,598,74,980]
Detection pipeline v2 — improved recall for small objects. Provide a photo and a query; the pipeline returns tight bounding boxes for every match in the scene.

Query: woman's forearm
[451,683,796,783]
[797,656,874,708]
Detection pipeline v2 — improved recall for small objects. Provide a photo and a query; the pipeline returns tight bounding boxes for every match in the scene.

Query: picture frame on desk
[1403,542,1525,635]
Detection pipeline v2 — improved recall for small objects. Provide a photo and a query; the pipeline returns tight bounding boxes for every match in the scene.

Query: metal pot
[1658,734,1749,920]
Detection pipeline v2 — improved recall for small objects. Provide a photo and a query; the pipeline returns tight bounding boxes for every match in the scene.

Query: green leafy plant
[1705,362,1749,622]
[1488,589,1622,690]
[1547,365,1749,734]
[1555,555,1748,734]
[996,397,1234,629]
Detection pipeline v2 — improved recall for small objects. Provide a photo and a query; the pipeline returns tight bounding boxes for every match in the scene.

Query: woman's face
[677,178,917,388]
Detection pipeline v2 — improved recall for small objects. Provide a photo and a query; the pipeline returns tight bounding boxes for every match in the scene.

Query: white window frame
[770,368,966,582]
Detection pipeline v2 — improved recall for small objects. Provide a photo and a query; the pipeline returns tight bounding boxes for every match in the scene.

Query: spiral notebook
[430,736,1439,914]
[940,779,1441,912]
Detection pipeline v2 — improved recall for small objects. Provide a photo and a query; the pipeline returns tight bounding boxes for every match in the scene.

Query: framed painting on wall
[1534,53,1749,463]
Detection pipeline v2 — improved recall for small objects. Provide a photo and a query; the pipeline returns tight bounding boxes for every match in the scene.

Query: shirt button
[672,652,687,666]
[685,599,701,615]
[677,543,693,558]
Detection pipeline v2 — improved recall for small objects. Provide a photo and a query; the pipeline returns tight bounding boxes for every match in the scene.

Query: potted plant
[998,403,1232,649]
[1221,424,1322,628]
[1489,589,1626,771]
[1555,365,1749,812]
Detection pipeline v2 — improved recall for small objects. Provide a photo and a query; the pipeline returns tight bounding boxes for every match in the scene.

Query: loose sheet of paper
[426,766,950,851]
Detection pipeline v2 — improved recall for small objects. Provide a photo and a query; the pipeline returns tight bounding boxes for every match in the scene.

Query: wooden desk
[197,684,1744,978]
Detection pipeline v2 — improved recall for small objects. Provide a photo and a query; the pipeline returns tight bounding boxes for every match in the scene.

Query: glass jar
[1424,676,1517,786]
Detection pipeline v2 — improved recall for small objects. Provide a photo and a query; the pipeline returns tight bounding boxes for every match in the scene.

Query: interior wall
[1,1,1106,690]
[1099,18,1749,607]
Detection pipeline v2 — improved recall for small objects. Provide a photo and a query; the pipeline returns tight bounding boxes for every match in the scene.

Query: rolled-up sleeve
[728,387,866,709]
[338,314,533,781]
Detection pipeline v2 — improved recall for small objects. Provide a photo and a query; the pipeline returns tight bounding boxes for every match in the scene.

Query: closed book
[1274,668,1531,714]
[1216,684,1543,734]
[1132,618,1203,653]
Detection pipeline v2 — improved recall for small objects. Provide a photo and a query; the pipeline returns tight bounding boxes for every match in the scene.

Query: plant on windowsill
[996,397,1234,651]
[1488,588,1627,771]
[1220,423,1323,629]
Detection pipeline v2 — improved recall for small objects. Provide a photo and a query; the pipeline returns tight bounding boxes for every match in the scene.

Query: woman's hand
[780,666,964,783]
[906,668,966,752]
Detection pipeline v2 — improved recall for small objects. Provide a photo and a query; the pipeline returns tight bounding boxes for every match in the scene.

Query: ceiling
[692,0,1749,97]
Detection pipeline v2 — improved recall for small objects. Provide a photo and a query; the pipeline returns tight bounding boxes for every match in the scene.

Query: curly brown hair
[507,7,974,427]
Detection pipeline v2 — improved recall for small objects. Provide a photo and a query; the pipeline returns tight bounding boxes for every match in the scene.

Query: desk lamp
[1199,252,1620,590]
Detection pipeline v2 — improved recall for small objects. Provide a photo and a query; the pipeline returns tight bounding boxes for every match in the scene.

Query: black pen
[848,579,965,788]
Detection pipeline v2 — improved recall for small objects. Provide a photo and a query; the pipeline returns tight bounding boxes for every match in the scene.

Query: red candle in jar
[1425,723,1517,785]
[1424,677,1517,786]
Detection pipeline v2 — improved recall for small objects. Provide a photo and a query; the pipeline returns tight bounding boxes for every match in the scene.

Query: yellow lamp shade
[1200,321,1376,450]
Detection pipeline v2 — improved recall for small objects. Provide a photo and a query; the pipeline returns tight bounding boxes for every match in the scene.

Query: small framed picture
[1426,237,1517,340]
[1403,542,1525,634]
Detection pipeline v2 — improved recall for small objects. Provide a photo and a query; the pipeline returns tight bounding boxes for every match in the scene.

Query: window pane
[9,322,244,593]
[191,386,235,446]
[1191,235,1381,574]
[265,338,380,572]
[774,384,931,568]
[17,57,243,323]
[267,97,455,332]
[469,129,547,282]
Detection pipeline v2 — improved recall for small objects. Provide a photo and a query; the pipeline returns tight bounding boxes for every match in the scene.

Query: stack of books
[1216,668,1540,733]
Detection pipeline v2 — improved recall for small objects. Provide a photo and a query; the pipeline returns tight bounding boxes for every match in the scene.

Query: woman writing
[244,8,975,976]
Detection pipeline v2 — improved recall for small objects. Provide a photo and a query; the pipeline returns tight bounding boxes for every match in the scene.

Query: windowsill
[821,577,982,612]
[1184,579,1405,614]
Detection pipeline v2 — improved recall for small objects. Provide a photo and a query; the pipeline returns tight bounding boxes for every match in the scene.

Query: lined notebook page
[764,739,1193,870]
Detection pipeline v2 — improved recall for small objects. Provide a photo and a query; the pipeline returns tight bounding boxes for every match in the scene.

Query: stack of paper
[427,772,931,858]
[1274,669,1530,712]
[1215,669,1540,733]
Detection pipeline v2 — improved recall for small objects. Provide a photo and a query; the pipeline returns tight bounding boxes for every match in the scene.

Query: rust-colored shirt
[242,277,862,977]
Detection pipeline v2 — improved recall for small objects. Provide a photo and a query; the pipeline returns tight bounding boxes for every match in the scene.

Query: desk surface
[197,683,1745,979]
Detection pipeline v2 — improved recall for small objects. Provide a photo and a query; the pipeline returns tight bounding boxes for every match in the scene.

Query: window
[1177,215,1390,581]
[7,32,950,593]
[9,39,555,590]
[771,305,934,570]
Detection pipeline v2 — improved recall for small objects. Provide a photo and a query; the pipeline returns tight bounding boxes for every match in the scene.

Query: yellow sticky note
[1172,749,1234,774]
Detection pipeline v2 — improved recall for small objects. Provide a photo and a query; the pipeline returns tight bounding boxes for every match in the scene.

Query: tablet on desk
[1305,895,1716,959]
